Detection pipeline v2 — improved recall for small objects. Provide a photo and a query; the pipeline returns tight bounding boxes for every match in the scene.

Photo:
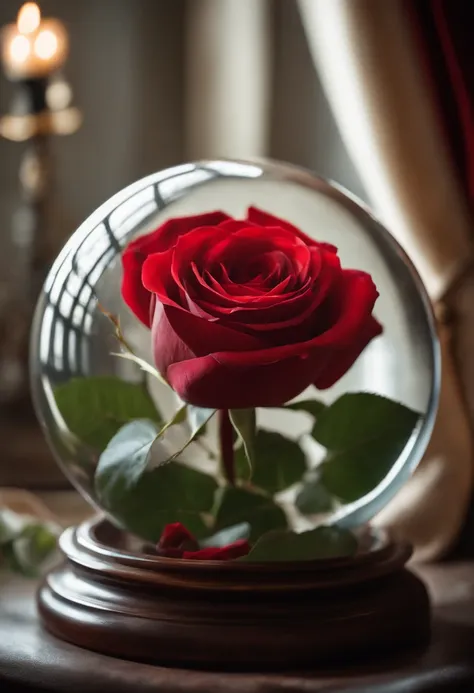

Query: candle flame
[10,34,31,63]
[17,3,41,35]
[34,29,58,60]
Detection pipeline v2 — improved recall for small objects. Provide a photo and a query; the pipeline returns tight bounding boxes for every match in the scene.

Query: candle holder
[0,4,82,488]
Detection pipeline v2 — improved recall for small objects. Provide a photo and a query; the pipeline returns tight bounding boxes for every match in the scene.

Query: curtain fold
[299,0,474,560]
[185,0,272,160]
[408,0,474,430]
[409,0,474,206]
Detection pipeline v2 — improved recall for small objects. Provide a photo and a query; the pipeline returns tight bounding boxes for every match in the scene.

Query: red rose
[157,522,250,561]
[122,207,382,408]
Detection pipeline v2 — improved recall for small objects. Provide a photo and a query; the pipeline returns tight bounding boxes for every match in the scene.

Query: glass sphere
[30,160,439,539]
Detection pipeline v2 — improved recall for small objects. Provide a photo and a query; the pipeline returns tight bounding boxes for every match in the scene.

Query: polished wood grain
[37,517,430,670]
[2,560,474,692]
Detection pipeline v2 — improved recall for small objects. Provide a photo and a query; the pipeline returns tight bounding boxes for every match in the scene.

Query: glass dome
[30,160,439,544]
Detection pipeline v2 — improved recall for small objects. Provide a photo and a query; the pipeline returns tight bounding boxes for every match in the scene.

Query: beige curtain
[299,0,474,560]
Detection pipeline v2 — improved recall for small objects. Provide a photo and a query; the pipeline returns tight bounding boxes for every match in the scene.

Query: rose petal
[152,301,196,378]
[205,267,271,297]
[246,206,338,253]
[212,271,379,365]
[189,274,316,325]
[172,226,232,293]
[192,265,296,306]
[121,211,230,326]
[182,539,250,560]
[158,522,197,550]
[128,211,231,255]
[218,219,259,233]
[122,249,157,326]
[162,304,264,356]
[314,315,382,389]
[142,249,183,307]
[166,351,330,408]
[205,227,274,266]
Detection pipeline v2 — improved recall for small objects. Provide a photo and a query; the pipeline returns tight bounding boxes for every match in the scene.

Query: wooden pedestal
[37,517,430,671]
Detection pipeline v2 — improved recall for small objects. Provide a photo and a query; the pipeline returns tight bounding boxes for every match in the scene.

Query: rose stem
[219,409,235,486]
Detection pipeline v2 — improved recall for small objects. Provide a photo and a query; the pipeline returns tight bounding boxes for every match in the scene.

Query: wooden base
[38,517,431,671]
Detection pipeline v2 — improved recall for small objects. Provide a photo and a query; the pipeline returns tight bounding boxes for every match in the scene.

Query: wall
[271,0,367,201]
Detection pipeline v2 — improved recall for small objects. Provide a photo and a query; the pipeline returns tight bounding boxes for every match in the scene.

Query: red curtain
[409,0,474,207]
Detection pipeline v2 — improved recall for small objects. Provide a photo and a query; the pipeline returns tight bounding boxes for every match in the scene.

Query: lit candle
[1,3,68,81]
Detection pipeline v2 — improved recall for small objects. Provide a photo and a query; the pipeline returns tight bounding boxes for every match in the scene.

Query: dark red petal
[226,228,311,280]
[182,540,250,561]
[225,290,324,343]
[158,522,196,550]
[166,351,330,408]
[313,315,383,389]
[187,271,313,316]
[204,267,271,298]
[142,249,182,307]
[185,292,220,321]
[205,226,302,268]
[163,304,263,355]
[121,248,156,327]
[121,211,231,326]
[127,211,231,256]
[246,206,338,253]
[151,301,196,378]
[223,248,340,335]
[217,219,259,233]
[193,265,295,306]
[191,275,315,325]
[211,270,380,367]
[172,226,231,291]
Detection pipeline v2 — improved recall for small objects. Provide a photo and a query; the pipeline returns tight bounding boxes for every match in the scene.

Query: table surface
[1,563,474,693]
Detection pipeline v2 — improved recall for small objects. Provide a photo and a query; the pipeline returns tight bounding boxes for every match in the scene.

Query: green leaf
[96,404,215,496]
[243,526,357,563]
[97,458,217,543]
[229,409,256,480]
[235,430,307,493]
[295,473,334,515]
[54,376,162,450]
[200,522,250,548]
[94,400,216,541]
[95,419,160,503]
[2,522,59,577]
[314,392,420,503]
[0,509,24,544]
[286,399,327,423]
[95,412,218,542]
[214,486,287,542]
[15,524,58,570]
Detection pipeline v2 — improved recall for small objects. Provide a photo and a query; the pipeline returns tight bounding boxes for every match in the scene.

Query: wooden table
[1,563,474,692]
